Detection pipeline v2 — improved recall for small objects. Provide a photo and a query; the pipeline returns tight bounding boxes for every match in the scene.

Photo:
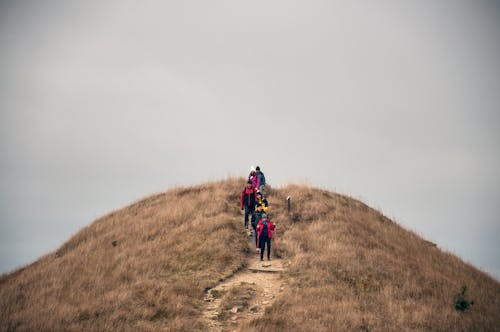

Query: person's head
[247,180,252,187]
[256,203,262,211]
[261,213,268,220]
[256,191,262,199]
[256,166,261,172]
[250,170,256,175]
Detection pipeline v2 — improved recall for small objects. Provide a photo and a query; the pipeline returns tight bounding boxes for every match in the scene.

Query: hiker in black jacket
[252,203,265,250]
[240,180,256,229]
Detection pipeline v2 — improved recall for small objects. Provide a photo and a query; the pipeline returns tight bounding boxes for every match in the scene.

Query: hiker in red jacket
[256,213,275,261]
[240,180,257,229]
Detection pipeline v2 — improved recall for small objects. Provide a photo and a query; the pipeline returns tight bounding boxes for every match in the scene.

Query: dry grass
[245,185,500,331]
[1,179,499,331]
[0,178,248,331]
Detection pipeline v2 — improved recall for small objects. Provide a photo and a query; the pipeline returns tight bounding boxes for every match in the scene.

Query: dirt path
[202,230,286,331]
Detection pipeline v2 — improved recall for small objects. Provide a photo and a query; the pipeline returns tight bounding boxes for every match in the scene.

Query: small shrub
[454,286,474,312]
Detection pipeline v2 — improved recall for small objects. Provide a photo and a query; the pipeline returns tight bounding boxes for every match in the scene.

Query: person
[255,166,266,192]
[248,166,256,185]
[240,180,256,229]
[256,213,275,261]
[252,203,265,250]
[256,191,269,213]
[249,169,260,190]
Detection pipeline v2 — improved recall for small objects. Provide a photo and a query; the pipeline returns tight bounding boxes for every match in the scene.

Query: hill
[1,178,499,331]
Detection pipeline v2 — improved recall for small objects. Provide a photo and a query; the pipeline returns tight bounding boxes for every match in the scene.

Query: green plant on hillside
[454,285,474,312]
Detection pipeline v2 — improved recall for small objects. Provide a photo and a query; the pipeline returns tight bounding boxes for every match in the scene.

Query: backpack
[261,220,269,237]
[252,210,263,228]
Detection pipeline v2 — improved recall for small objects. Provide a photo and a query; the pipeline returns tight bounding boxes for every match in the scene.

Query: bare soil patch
[203,257,285,331]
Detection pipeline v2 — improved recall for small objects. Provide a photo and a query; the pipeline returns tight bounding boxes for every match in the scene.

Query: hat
[247,180,252,184]
[256,191,262,196]
[261,213,268,219]
[250,166,256,172]
[256,166,260,171]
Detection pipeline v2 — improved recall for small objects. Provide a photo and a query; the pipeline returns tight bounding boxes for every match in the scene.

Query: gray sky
[1,1,499,279]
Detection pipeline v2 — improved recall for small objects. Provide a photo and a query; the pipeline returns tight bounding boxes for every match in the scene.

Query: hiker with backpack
[249,168,260,190]
[252,203,265,251]
[256,191,269,213]
[255,166,266,192]
[240,180,257,229]
[256,213,275,261]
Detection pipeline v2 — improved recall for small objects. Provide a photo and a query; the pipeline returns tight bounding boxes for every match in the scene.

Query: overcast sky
[1,1,499,280]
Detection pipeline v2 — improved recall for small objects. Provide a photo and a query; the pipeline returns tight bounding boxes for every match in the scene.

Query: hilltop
[1,178,499,331]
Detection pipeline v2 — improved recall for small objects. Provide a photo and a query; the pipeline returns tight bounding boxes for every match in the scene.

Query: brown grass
[245,185,500,331]
[0,178,248,331]
[1,179,499,331]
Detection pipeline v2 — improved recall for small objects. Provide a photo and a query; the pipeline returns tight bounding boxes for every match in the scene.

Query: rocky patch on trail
[202,259,286,331]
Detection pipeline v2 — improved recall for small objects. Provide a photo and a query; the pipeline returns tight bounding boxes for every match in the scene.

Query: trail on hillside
[202,228,286,331]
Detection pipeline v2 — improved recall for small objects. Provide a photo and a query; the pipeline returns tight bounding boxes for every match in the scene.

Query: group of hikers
[240,166,276,262]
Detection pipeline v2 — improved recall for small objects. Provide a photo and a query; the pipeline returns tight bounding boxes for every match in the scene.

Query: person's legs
[266,237,272,260]
[249,207,256,229]
[244,206,250,228]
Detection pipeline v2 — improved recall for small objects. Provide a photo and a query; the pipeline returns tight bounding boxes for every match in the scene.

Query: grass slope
[1,179,499,331]
[0,179,247,331]
[248,185,500,331]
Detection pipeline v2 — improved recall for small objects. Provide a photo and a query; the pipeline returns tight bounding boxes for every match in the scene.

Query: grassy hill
[1,178,499,331]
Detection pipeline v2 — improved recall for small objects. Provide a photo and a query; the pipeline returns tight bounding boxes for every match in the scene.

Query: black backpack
[252,210,263,228]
